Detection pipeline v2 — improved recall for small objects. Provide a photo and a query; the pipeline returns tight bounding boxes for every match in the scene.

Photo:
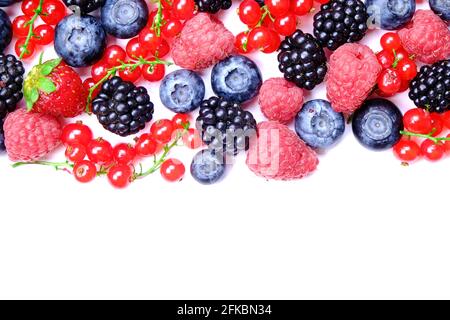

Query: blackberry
[195,0,232,13]
[408,60,450,113]
[313,0,368,51]
[92,76,154,137]
[0,54,24,123]
[277,30,327,90]
[62,0,105,13]
[255,0,264,6]
[196,96,257,155]
[0,119,5,152]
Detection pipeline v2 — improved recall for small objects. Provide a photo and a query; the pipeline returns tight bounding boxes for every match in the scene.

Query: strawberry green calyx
[23,56,62,110]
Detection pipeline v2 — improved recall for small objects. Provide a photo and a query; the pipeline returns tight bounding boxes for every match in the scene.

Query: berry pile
[375,32,418,97]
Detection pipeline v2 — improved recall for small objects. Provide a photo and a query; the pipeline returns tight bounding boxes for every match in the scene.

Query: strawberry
[23,57,88,118]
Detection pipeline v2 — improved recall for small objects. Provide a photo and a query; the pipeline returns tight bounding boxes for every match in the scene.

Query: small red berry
[160,158,185,182]
[182,128,202,149]
[135,134,158,156]
[161,19,183,38]
[40,0,66,26]
[22,0,40,17]
[15,38,35,59]
[118,62,142,83]
[104,45,126,66]
[126,37,149,59]
[397,58,417,81]
[107,164,132,188]
[290,0,313,16]
[376,50,395,69]
[113,143,136,165]
[73,160,97,183]
[61,122,93,146]
[265,0,290,17]
[441,111,450,130]
[273,14,297,36]
[142,63,165,82]
[235,32,252,54]
[12,15,31,37]
[393,140,421,162]
[430,113,443,137]
[150,119,174,144]
[33,24,55,45]
[171,0,195,20]
[238,0,262,27]
[380,32,402,52]
[377,68,402,95]
[91,60,110,83]
[172,113,190,129]
[65,143,87,163]
[87,138,113,164]
[138,28,161,53]
[403,109,432,134]
[421,139,444,161]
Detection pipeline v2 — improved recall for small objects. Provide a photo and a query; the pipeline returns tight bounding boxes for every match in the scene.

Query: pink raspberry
[246,121,318,180]
[398,10,450,64]
[326,43,381,114]
[4,108,62,161]
[171,13,235,71]
[258,78,304,124]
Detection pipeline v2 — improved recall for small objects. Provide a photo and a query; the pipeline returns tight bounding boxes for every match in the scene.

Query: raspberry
[246,121,318,180]
[171,13,235,71]
[258,78,304,124]
[398,10,450,64]
[4,108,62,161]
[326,43,381,114]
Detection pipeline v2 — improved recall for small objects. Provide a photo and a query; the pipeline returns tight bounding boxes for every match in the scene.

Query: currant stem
[256,5,275,28]
[85,57,172,113]
[400,130,450,144]
[12,160,74,171]
[151,0,164,37]
[133,123,189,180]
[20,0,45,59]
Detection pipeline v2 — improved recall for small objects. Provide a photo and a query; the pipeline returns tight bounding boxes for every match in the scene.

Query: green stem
[85,57,172,112]
[400,130,450,144]
[151,0,164,37]
[133,124,188,180]
[256,5,275,27]
[12,160,73,171]
[20,0,44,60]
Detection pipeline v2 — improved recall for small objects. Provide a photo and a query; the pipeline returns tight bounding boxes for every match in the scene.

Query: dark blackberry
[408,60,450,113]
[195,0,232,13]
[277,30,327,90]
[92,76,154,137]
[313,0,368,51]
[196,96,257,155]
[62,0,105,13]
[255,0,264,6]
[0,54,24,123]
[0,119,5,152]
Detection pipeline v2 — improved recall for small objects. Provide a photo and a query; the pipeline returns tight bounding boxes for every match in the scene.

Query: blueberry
[430,0,450,21]
[211,55,262,104]
[295,99,345,149]
[352,98,403,150]
[366,0,415,30]
[101,0,148,39]
[55,14,107,68]
[159,69,205,114]
[0,9,11,52]
[0,0,18,6]
[190,150,226,185]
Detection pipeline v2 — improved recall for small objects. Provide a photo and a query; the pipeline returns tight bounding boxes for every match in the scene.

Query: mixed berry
[0,0,449,188]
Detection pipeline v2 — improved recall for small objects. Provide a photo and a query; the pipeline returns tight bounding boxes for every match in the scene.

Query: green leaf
[37,77,56,94]
[39,58,62,76]
[40,64,53,76]
[24,87,39,110]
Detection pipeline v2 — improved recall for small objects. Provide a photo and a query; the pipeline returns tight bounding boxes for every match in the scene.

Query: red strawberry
[24,57,88,118]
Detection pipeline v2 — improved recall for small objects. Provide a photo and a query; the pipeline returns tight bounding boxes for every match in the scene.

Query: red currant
[262,30,280,54]
[113,143,136,165]
[394,48,409,62]
[397,58,417,81]
[138,28,161,53]
[376,50,394,69]
[104,45,126,66]
[172,0,195,20]
[61,122,93,146]
[135,133,158,157]
[441,111,450,130]
[235,32,251,54]
[377,68,401,95]
[150,119,174,144]
[12,15,31,38]
[172,113,190,129]
[182,128,202,149]
[126,37,149,59]
[430,113,443,137]
[107,164,132,188]
[160,158,185,182]
[33,24,54,45]
[15,38,35,59]
[161,19,183,38]
[73,160,97,183]
[142,63,165,82]
[40,0,66,26]
[421,139,444,161]
[238,0,262,27]
[91,61,110,83]
[266,0,290,17]
[273,14,297,36]
[22,0,40,16]
[87,138,113,164]
[83,77,100,97]
[149,39,170,58]
[444,134,450,152]
[393,140,421,162]
[247,26,272,51]
[398,80,410,93]
[118,63,142,83]
[403,109,432,134]
[380,32,402,51]
[290,0,313,16]
[65,143,87,163]
[315,0,330,3]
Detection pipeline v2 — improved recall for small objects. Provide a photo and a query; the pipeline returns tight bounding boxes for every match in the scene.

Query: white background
[1,0,450,300]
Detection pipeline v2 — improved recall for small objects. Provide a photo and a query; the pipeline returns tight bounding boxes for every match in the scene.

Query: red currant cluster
[12,0,65,59]
[235,0,328,54]
[42,113,202,188]
[393,109,450,162]
[376,32,418,97]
